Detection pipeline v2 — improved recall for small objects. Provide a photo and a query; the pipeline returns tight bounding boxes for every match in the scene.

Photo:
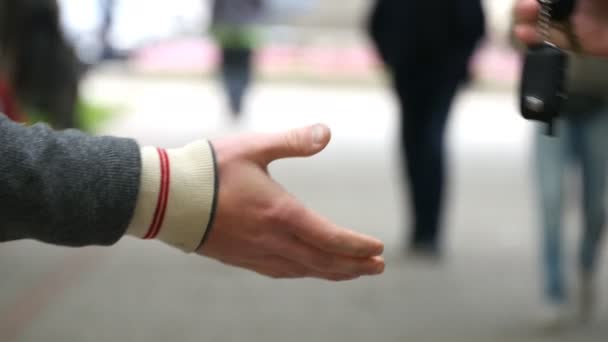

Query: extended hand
[198,124,385,281]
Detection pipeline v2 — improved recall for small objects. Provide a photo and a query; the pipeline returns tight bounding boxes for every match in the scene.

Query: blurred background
[1,0,607,341]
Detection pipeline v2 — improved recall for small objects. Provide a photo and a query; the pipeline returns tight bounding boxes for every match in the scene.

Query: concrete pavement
[1,75,607,341]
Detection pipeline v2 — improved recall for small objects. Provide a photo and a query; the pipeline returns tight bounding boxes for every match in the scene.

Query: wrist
[126,140,218,252]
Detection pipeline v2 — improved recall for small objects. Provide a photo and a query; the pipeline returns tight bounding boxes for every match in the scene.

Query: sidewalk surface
[0,74,606,342]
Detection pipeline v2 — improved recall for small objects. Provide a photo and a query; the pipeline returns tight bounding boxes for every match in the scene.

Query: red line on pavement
[0,249,104,341]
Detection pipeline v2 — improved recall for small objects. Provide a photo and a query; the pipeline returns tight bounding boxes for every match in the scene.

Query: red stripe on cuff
[143,148,171,240]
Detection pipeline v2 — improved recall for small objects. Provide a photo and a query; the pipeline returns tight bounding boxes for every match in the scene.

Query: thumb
[254,124,331,165]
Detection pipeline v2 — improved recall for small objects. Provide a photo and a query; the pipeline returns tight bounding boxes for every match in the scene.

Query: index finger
[286,204,384,258]
[514,0,540,24]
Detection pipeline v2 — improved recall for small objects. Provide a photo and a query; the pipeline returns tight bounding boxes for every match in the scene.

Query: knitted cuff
[126,141,217,253]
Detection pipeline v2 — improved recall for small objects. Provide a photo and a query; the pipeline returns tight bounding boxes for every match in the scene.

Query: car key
[519,0,577,135]
[520,44,567,134]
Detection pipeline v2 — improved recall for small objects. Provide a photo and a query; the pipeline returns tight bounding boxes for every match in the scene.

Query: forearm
[0,115,218,252]
[0,114,140,246]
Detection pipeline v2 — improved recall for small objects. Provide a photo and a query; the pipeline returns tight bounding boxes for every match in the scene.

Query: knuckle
[324,232,343,247]
[320,232,350,254]
[263,197,299,227]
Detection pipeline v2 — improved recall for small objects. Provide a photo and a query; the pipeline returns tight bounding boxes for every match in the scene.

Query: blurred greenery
[211,25,261,49]
[76,100,118,133]
[26,99,119,133]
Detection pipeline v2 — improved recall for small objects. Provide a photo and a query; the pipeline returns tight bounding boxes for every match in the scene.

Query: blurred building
[58,0,513,51]
[55,0,518,86]
[270,0,511,38]
[58,0,211,63]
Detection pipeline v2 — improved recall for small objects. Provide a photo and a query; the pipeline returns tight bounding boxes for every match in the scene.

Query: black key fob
[520,43,568,126]
[544,0,577,22]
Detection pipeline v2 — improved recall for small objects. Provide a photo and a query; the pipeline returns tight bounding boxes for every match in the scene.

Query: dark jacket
[212,0,264,26]
[369,0,485,78]
[0,114,140,247]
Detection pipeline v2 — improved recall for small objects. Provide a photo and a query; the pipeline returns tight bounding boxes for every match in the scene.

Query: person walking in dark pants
[211,0,264,119]
[219,45,254,117]
[99,0,116,60]
[369,0,485,257]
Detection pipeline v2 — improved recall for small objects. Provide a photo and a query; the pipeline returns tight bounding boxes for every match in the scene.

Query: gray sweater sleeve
[0,114,141,247]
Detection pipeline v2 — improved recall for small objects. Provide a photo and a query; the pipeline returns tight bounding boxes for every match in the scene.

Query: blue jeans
[535,96,608,303]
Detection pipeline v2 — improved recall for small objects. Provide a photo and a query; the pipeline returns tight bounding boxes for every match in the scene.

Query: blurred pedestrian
[99,0,117,60]
[514,0,608,60]
[368,0,485,258]
[0,0,80,129]
[211,0,264,119]
[512,0,608,327]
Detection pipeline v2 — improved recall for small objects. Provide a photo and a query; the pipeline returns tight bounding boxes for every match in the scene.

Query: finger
[238,256,312,279]
[514,25,541,45]
[274,235,385,276]
[250,124,332,165]
[514,0,540,23]
[322,274,361,282]
[285,204,384,258]
[512,0,574,47]
[514,24,572,49]
[258,256,368,281]
[243,256,369,281]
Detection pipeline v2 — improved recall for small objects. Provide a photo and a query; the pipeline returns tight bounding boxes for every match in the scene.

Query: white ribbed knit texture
[126,141,216,253]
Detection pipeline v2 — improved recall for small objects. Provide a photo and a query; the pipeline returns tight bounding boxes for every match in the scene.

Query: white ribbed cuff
[126,141,217,253]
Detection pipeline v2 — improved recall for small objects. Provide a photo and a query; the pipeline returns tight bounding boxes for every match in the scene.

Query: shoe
[406,242,441,263]
[579,272,596,324]
[536,301,573,332]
